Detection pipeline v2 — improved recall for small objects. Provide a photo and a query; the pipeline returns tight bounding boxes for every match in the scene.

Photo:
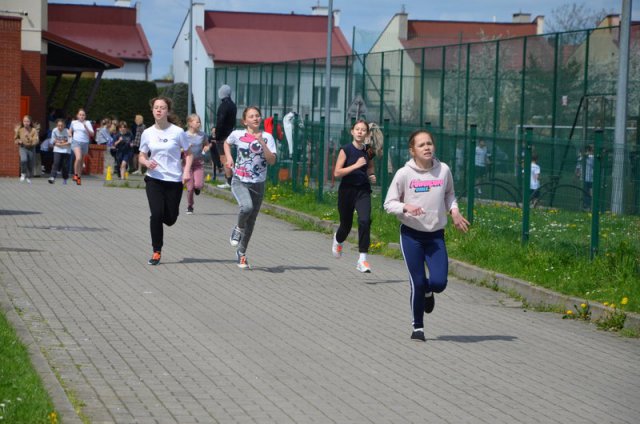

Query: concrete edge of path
[202,185,640,333]
[0,286,82,423]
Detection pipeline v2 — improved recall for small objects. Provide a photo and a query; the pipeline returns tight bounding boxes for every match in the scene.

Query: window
[313,87,339,109]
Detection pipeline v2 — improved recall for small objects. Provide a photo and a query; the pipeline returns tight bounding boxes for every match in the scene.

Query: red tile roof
[43,30,124,69]
[401,20,538,50]
[48,4,152,61]
[199,11,351,64]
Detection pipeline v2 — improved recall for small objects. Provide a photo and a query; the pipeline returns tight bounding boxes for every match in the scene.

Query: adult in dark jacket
[213,84,237,188]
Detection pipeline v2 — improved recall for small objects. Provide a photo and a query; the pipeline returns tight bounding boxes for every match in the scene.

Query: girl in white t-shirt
[223,106,277,269]
[68,108,94,185]
[138,97,193,265]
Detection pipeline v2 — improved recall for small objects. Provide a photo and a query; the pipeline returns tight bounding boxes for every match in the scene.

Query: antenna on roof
[401,4,406,14]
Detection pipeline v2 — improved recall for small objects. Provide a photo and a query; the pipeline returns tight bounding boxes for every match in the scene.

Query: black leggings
[145,176,183,252]
[51,152,70,180]
[336,184,372,253]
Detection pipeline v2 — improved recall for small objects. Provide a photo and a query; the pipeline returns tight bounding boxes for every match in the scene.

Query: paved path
[0,177,639,424]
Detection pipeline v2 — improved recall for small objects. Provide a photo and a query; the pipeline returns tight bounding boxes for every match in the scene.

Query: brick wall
[21,51,47,137]
[0,17,21,177]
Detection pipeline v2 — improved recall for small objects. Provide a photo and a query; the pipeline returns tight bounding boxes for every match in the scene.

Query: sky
[50,0,639,80]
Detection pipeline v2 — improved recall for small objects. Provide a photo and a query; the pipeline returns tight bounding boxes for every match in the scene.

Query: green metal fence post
[439,47,446,129]
[419,48,425,125]
[467,124,477,224]
[381,118,391,208]
[317,116,325,202]
[270,113,279,185]
[311,59,317,122]
[292,113,300,193]
[522,127,533,246]
[379,51,385,125]
[590,129,603,259]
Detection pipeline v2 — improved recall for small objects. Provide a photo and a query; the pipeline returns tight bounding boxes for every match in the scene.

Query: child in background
[115,121,133,180]
[182,114,209,215]
[49,119,71,184]
[530,153,541,206]
[332,119,376,273]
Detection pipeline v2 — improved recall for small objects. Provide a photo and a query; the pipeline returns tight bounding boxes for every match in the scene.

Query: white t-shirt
[181,131,207,161]
[475,145,489,167]
[530,162,541,190]
[70,120,93,143]
[226,130,277,183]
[139,124,189,182]
[52,128,71,154]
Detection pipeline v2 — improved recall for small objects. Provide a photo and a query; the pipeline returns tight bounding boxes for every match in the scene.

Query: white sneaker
[26,178,32,184]
[218,182,231,189]
[356,260,371,273]
[331,233,343,258]
[20,174,25,182]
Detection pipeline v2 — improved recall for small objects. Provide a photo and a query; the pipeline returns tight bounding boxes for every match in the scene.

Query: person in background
[131,114,145,175]
[215,84,237,188]
[49,119,72,184]
[39,131,53,175]
[576,144,594,210]
[182,113,209,215]
[138,97,192,266]
[115,121,133,180]
[224,106,277,269]
[14,115,40,184]
[474,139,490,194]
[332,119,376,273]
[208,126,223,180]
[68,108,94,185]
[530,153,541,206]
[384,129,469,342]
[108,120,120,178]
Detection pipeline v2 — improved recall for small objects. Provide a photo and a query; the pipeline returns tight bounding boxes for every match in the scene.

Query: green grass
[255,182,640,314]
[0,311,57,423]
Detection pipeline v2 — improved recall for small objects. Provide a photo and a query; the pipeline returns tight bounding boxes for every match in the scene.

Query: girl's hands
[404,204,425,216]
[451,209,470,233]
[225,156,234,169]
[147,159,158,170]
[368,174,377,184]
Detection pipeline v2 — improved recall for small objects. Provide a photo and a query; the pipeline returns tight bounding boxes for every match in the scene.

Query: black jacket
[215,97,237,142]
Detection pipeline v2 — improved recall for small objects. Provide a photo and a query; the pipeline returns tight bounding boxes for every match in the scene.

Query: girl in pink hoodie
[384,130,469,342]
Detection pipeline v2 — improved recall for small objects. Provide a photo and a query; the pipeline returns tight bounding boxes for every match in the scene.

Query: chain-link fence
[204,24,640,216]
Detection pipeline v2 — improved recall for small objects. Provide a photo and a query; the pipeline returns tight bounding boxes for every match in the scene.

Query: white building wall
[103,61,150,80]
[5,0,46,53]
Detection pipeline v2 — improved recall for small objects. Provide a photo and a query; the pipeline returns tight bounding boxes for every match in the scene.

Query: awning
[43,30,124,73]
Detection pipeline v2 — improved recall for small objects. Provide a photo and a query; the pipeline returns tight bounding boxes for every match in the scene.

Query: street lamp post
[187,0,193,115]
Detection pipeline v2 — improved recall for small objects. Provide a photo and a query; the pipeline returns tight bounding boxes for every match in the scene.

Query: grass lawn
[0,310,57,423]
[255,182,640,314]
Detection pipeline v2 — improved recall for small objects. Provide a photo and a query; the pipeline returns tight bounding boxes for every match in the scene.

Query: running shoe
[48,177,55,184]
[194,188,201,195]
[218,182,231,189]
[26,178,31,184]
[229,226,243,247]
[331,233,343,258]
[76,176,81,186]
[236,251,249,269]
[425,293,435,314]
[148,251,161,265]
[411,328,426,342]
[20,174,25,182]
[131,170,142,175]
[186,207,194,215]
[73,174,78,182]
[356,260,371,273]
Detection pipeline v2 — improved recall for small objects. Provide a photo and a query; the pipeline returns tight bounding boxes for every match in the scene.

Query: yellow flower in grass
[610,303,616,309]
[566,310,573,315]
[603,302,609,306]
[580,303,587,309]
[621,297,629,305]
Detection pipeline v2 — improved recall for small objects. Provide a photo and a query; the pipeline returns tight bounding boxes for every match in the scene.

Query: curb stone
[205,184,639,333]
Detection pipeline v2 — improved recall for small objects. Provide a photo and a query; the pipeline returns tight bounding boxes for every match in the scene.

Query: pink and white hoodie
[384,158,459,233]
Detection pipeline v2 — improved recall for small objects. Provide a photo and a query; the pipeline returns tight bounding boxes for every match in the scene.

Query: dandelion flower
[580,303,587,309]
[603,302,609,306]
[621,297,629,305]
[610,303,616,309]
[566,310,573,315]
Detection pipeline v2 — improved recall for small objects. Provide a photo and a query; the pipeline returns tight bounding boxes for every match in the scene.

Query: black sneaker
[411,329,426,342]
[194,188,201,195]
[229,225,243,247]
[186,207,194,215]
[148,251,161,265]
[425,293,435,314]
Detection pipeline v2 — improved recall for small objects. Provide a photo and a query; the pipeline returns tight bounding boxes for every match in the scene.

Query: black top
[339,142,370,188]
[215,97,237,142]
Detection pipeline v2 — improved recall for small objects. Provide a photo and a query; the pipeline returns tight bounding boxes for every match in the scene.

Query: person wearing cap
[213,84,237,188]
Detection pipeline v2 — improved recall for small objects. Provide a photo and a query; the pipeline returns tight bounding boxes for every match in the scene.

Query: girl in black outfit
[332,119,376,273]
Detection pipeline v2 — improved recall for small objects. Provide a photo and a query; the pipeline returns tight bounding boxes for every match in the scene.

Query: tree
[546,2,612,37]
